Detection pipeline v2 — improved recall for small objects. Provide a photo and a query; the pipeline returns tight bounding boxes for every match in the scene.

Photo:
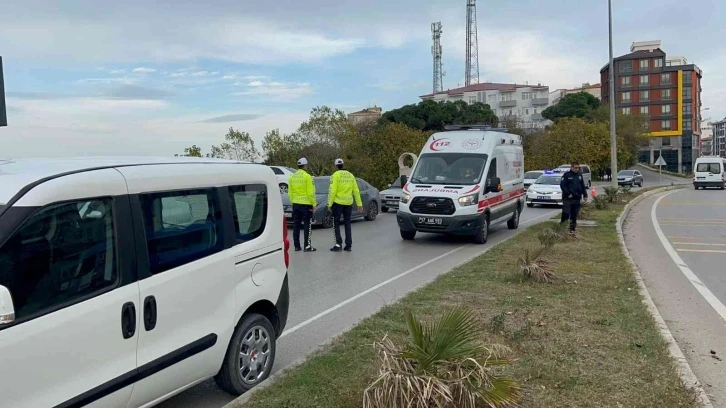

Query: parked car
[379,175,405,213]
[526,172,565,207]
[523,170,544,190]
[693,156,726,189]
[283,176,380,227]
[269,166,296,194]
[617,169,644,187]
[0,157,290,408]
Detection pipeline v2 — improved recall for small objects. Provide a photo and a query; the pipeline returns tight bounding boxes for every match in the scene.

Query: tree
[541,92,601,122]
[294,106,355,175]
[261,129,305,167]
[209,127,260,162]
[175,145,203,157]
[588,105,648,170]
[380,100,498,131]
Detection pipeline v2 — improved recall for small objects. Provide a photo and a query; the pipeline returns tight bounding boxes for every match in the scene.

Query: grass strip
[241,200,697,408]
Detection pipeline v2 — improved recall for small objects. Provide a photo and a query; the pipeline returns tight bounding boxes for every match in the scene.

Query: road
[159,165,684,408]
[625,187,726,406]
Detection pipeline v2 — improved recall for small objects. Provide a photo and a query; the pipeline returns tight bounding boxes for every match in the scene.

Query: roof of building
[348,107,382,116]
[420,82,548,98]
[600,49,667,72]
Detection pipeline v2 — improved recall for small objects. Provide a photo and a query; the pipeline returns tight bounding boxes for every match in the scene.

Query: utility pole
[0,56,7,127]
[608,0,618,188]
[465,0,480,86]
[431,22,443,94]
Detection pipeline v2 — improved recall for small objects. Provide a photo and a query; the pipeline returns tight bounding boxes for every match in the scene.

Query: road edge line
[223,209,560,408]
[618,186,713,408]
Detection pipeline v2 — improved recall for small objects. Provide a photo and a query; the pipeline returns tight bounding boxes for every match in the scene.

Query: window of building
[662,105,671,115]
[662,137,671,146]
[661,73,671,85]
[622,107,631,115]
[621,76,631,86]
[468,96,477,104]
[640,106,649,115]
[683,102,692,114]
[684,120,692,131]
[621,91,631,102]
[521,92,534,100]
[229,185,267,243]
[639,75,649,86]
[533,108,538,114]
[662,89,671,100]
[654,58,663,68]
[0,199,117,320]
[683,71,692,83]
[640,60,649,71]
[683,87,692,99]
[640,90,649,101]
[524,108,530,115]
[488,94,496,102]
[619,60,633,73]
[140,189,223,275]
[662,120,671,130]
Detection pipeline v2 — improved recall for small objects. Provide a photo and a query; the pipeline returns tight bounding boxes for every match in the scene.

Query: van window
[582,166,590,174]
[0,199,117,320]
[411,153,489,185]
[486,158,498,187]
[140,189,223,274]
[229,185,267,243]
[270,167,284,175]
[697,163,722,174]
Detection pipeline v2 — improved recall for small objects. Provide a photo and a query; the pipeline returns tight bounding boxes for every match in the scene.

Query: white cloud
[132,67,156,73]
[109,69,126,74]
[221,75,237,80]
[248,81,265,87]
[233,81,313,100]
[190,70,219,77]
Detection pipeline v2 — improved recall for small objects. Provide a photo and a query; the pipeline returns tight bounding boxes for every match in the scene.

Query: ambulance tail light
[282,216,290,268]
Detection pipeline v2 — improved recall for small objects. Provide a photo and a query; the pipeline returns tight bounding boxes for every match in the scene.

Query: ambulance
[396,125,525,244]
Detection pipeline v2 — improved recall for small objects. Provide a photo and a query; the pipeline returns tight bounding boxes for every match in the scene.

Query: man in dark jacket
[560,162,588,233]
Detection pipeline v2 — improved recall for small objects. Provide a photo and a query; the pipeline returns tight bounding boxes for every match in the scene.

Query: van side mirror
[0,285,15,325]
[486,177,502,193]
[400,175,408,185]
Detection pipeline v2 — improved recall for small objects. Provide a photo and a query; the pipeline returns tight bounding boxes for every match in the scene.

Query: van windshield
[410,153,488,185]
[390,177,403,188]
[524,171,543,179]
[697,163,721,173]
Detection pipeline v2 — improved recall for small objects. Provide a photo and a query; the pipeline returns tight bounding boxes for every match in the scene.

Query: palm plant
[518,247,555,283]
[592,195,609,210]
[603,186,622,203]
[577,202,592,220]
[537,227,561,249]
[363,309,521,408]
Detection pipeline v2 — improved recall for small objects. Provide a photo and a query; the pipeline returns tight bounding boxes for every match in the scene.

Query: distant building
[701,137,712,156]
[347,106,382,124]
[600,40,703,173]
[549,83,602,105]
[420,82,551,129]
[713,118,726,158]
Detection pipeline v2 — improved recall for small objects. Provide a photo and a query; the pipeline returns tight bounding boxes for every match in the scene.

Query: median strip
[233,194,699,408]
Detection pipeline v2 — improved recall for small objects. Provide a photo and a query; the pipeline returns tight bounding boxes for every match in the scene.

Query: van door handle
[121,302,136,339]
[143,296,157,331]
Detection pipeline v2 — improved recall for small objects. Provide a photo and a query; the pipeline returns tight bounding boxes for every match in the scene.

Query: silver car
[379,176,405,213]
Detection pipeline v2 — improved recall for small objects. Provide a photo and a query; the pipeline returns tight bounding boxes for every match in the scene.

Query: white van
[397,125,525,244]
[0,157,290,408]
[693,156,726,190]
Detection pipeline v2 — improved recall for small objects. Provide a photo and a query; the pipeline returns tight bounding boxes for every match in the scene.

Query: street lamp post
[608,0,618,189]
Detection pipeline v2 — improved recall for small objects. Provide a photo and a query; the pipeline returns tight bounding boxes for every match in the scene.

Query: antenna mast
[465,0,480,86]
[431,22,443,93]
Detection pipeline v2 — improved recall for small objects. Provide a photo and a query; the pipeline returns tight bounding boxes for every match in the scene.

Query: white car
[526,172,564,207]
[0,157,290,408]
[269,166,296,194]
[523,170,544,190]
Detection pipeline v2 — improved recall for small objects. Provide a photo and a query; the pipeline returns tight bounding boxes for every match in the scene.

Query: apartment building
[601,40,703,173]
[713,118,726,158]
[549,83,602,105]
[420,82,551,128]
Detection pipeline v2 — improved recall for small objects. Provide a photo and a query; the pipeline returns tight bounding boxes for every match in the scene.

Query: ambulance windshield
[410,153,488,185]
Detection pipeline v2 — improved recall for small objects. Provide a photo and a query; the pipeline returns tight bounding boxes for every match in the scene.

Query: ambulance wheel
[507,206,520,230]
[400,230,416,240]
[473,214,489,245]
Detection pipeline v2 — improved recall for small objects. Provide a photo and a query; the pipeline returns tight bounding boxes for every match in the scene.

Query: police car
[525,169,564,207]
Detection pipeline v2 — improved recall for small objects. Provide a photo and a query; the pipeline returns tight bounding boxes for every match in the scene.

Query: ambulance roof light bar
[443,124,509,133]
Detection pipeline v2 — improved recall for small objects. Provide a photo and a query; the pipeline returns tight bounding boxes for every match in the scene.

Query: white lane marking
[652,190,726,323]
[279,209,559,339]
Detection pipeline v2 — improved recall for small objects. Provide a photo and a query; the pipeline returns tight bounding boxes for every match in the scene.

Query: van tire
[587,181,592,188]
[507,206,520,230]
[215,313,277,395]
[473,214,489,244]
[721,183,725,190]
[401,230,416,240]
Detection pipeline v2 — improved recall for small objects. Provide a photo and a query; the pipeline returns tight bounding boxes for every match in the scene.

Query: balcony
[532,97,549,105]
[531,113,544,120]
[499,100,517,108]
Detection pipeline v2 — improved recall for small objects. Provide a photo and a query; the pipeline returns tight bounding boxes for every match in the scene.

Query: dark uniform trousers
[561,199,581,231]
[331,203,353,248]
[292,204,313,249]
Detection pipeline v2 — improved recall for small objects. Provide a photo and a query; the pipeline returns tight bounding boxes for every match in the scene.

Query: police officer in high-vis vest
[288,158,317,252]
[327,158,362,252]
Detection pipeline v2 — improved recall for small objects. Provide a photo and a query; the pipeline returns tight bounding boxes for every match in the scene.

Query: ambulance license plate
[418,217,442,225]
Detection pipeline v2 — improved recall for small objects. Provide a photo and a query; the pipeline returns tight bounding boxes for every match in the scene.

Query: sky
[1,0,724,158]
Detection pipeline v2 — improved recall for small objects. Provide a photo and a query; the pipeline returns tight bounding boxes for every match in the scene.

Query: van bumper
[694,181,725,188]
[396,211,482,236]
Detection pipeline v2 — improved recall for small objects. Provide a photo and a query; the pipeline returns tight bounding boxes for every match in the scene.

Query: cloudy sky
[1,0,724,158]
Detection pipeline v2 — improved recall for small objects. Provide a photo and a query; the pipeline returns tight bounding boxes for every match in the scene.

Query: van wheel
[507,206,520,230]
[401,230,416,240]
[721,183,725,190]
[215,313,277,395]
[365,202,378,221]
[587,181,592,188]
[473,214,489,244]
[279,184,288,194]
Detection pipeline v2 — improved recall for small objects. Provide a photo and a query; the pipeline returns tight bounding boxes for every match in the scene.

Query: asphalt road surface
[159,165,687,408]
[625,187,726,406]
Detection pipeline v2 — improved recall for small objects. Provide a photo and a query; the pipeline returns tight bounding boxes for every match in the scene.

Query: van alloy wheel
[239,325,272,385]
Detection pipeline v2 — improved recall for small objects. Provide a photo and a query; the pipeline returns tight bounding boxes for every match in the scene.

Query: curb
[617,186,713,408]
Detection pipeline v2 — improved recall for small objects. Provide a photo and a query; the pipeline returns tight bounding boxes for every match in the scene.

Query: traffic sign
[654,156,667,166]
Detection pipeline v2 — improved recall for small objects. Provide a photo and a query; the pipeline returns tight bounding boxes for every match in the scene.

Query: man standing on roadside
[560,161,588,234]
[289,158,317,252]
[328,158,363,252]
